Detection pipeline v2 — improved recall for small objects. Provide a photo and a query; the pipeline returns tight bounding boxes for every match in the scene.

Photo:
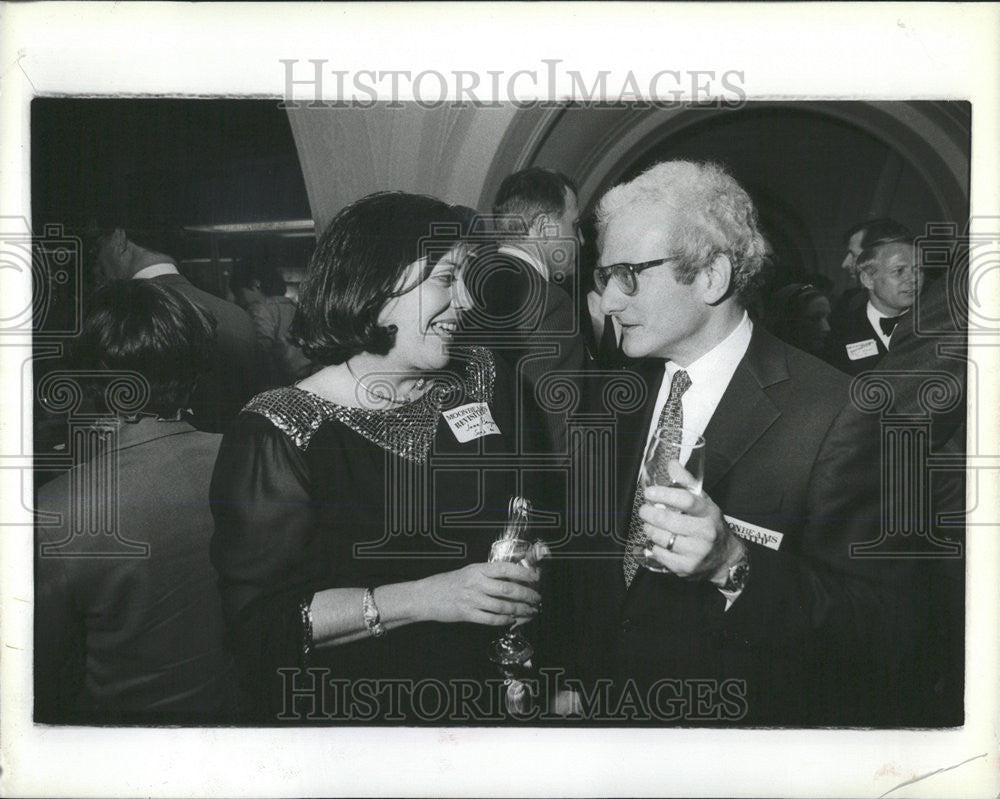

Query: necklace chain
[346,361,426,405]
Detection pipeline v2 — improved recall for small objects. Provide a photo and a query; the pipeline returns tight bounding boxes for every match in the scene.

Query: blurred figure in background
[35,280,237,723]
[579,214,627,369]
[90,223,261,430]
[764,282,832,357]
[231,257,314,387]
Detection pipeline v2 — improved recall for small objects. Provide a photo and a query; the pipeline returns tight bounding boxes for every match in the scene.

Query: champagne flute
[486,498,536,666]
[635,426,705,573]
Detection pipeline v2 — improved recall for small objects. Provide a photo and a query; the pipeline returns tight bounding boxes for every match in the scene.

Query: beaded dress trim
[242,347,496,463]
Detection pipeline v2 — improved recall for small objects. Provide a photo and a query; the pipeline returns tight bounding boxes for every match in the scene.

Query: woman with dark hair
[34,280,238,723]
[231,257,313,387]
[210,192,549,722]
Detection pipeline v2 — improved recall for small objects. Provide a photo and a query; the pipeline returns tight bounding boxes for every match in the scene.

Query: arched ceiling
[287,103,518,233]
[288,100,969,290]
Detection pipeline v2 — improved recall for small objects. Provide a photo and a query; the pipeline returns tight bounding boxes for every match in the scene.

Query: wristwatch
[720,552,750,593]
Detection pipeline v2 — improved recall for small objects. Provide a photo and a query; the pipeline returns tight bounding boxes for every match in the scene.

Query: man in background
[825,233,923,375]
[92,224,260,429]
[459,167,586,450]
[35,281,238,723]
[831,217,913,320]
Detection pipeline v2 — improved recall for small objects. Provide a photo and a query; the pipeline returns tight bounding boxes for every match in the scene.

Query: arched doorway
[480,101,970,293]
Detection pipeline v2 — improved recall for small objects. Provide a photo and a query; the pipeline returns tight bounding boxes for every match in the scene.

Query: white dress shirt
[639,312,753,609]
[866,300,908,349]
[642,312,753,460]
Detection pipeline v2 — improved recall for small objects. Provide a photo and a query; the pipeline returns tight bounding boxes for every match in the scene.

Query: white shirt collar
[655,311,753,449]
[497,243,548,282]
[132,262,179,280]
[664,311,753,397]
[866,300,906,348]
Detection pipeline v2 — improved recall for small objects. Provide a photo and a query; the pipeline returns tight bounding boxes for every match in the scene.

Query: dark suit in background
[832,265,966,725]
[825,300,887,375]
[149,273,261,430]
[35,419,238,723]
[562,327,915,725]
[458,246,585,451]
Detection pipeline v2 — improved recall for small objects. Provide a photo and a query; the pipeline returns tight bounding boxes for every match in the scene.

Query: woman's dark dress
[210,347,552,722]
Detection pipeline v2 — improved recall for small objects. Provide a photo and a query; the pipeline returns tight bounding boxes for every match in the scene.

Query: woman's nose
[451,274,473,311]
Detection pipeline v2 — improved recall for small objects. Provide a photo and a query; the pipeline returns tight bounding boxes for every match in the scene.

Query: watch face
[727,561,749,591]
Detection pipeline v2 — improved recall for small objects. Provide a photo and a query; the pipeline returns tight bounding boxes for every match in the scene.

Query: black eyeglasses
[593,255,682,296]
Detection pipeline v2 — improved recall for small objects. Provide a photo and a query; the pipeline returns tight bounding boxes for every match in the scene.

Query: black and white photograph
[2,3,998,797]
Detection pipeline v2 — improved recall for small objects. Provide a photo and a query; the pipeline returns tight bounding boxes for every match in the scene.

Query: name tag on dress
[724,515,784,550]
[443,402,501,442]
[846,338,879,360]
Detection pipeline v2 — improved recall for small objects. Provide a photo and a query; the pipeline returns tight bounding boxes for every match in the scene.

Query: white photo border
[2,3,998,797]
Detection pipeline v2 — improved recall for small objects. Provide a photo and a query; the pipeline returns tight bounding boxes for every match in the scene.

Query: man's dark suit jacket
[458,246,585,451]
[558,325,915,726]
[825,299,888,376]
[34,419,238,723]
[149,273,261,431]
[830,268,966,726]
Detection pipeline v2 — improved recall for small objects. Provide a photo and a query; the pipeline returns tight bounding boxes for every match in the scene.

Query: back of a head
[231,258,288,298]
[76,280,216,418]
[861,218,913,250]
[292,191,463,365]
[844,217,913,249]
[595,160,767,306]
[493,167,578,237]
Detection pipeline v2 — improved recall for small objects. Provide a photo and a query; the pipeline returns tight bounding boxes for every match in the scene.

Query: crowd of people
[34,160,964,727]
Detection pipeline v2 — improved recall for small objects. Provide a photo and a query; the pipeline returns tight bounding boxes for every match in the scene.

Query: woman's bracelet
[362,587,386,638]
[299,596,314,656]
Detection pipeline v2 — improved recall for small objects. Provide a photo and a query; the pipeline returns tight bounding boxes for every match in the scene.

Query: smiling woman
[209,192,554,723]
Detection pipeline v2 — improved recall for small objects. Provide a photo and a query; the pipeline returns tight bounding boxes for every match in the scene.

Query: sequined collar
[242,347,496,462]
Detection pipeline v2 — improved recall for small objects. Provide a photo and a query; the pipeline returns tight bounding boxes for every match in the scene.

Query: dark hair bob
[75,280,216,418]
[292,191,463,365]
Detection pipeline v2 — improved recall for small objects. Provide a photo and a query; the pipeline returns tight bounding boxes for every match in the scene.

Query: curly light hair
[596,160,767,305]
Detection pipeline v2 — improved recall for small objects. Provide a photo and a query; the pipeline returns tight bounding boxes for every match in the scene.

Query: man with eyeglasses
[825,236,923,376]
[556,161,914,725]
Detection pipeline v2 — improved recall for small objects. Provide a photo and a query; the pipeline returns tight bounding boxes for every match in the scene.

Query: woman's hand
[414,562,542,626]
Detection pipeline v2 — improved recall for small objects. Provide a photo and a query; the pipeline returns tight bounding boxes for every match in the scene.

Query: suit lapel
[703,328,785,494]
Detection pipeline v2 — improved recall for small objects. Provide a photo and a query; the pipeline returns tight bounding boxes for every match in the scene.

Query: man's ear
[858,268,874,291]
[110,228,128,254]
[701,253,733,304]
[530,214,553,238]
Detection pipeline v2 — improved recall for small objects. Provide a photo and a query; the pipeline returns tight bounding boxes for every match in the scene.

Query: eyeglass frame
[593,254,684,296]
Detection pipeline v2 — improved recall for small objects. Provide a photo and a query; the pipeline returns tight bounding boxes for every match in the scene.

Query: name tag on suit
[443,402,501,442]
[724,515,784,550]
[845,339,880,360]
